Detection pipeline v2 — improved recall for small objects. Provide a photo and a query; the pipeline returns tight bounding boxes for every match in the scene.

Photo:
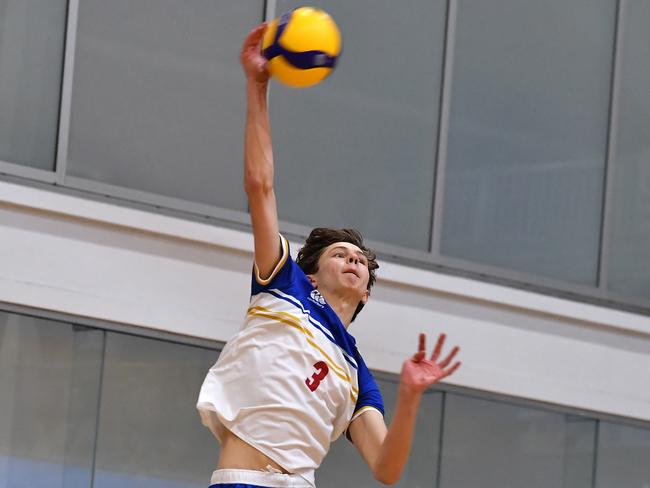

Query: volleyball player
[197,23,461,488]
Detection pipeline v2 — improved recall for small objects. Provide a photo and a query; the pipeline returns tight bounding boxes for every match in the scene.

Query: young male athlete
[196,23,461,488]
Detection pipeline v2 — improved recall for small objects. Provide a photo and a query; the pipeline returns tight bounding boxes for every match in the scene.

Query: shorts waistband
[210,468,312,487]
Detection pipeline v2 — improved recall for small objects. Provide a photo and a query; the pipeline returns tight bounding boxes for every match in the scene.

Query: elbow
[244,174,273,196]
[374,473,399,486]
[373,467,400,485]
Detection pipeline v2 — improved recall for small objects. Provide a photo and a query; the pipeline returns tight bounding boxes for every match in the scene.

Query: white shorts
[209,468,312,488]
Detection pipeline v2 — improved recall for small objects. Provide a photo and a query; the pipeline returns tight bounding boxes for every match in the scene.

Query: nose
[347,256,359,265]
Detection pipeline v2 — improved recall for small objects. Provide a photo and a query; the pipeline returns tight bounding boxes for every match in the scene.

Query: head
[296,228,379,322]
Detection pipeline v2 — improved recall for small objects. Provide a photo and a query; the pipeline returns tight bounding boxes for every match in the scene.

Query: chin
[340,275,359,287]
[339,281,365,297]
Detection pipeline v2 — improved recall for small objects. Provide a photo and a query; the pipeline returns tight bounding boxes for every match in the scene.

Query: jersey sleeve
[346,354,385,442]
[353,356,385,420]
[251,234,295,295]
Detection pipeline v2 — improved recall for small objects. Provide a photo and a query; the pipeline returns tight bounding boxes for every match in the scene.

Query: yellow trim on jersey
[254,235,289,285]
[304,336,352,383]
[346,406,384,443]
[350,405,383,423]
[247,306,359,400]
[248,306,313,336]
[247,306,352,382]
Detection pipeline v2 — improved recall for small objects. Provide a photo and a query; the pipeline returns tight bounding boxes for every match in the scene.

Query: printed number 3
[305,361,329,392]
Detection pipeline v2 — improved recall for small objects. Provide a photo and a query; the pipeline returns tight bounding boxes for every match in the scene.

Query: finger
[430,333,446,362]
[438,346,460,368]
[241,41,264,66]
[412,333,426,362]
[243,23,268,52]
[440,361,462,379]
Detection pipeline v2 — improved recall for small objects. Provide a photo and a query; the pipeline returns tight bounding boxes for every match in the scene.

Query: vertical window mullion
[597,0,626,291]
[55,0,81,185]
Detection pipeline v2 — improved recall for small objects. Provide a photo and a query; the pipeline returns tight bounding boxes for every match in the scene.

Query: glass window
[317,379,443,488]
[270,0,447,251]
[439,394,597,488]
[0,313,103,488]
[0,0,66,170]
[92,332,219,488]
[441,0,616,284]
[595,421,650,487]
[67,0,264,211]
[607,1,650,298]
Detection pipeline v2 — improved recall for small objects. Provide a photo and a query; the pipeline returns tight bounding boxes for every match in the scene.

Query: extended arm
[348,334,461,485]
[240,24,282,278]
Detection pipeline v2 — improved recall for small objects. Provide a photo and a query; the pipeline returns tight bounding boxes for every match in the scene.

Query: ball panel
[280,7,341,56]
[269,56,332,88]
[262,17,279,52]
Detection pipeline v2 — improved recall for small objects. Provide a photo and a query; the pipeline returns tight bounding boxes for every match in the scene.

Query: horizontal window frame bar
[0,160,57,183]
[64,175,251,228]
[0,300,222,351]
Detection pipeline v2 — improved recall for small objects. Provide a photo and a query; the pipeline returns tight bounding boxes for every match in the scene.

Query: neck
[319,289,358,328]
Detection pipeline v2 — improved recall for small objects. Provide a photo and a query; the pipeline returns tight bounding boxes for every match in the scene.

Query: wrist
[246,80,269,113]
[398,382,424,403]
[246,78,269,91]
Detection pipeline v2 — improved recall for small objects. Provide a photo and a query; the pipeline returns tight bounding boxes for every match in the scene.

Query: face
[308,242,370,304]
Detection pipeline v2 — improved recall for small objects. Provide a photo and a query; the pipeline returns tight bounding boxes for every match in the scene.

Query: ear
[307,274,318,288]
[360,289,369,305]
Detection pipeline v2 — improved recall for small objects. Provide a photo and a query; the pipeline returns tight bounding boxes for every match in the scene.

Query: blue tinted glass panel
[595,421,650,487]
[607,1,650,298]
[271,0,447,251]
[68,0,264,211]
[441,0,616,284]
[440,394,596,488]
[0,313,102,488]
[0,0,66,170]
[93,333,218,488]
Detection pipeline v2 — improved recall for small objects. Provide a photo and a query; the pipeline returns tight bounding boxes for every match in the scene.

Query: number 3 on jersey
[306,361,329,392]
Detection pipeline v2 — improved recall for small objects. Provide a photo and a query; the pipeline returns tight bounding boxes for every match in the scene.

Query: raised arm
[240,23,282,279]
[349,333,461,485]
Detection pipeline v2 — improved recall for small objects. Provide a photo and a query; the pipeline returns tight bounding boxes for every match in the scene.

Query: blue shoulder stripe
[266,289,358,370]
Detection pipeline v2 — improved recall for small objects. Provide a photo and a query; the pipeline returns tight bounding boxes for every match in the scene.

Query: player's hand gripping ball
[262,7,341,88]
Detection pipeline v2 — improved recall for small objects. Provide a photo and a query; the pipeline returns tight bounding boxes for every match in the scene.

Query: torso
[218,428,289,474]
[197,245,380,484]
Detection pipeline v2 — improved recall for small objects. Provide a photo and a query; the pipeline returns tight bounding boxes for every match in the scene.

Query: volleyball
[262,7,342,88]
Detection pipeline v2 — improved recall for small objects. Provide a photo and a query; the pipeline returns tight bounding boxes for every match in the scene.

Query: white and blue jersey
[197,235,384,487]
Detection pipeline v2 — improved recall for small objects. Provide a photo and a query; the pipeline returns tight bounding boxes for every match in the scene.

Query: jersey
[197,235,384,487]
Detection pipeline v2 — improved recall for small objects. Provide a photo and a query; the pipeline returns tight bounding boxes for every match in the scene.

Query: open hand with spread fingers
[400,333,461,394]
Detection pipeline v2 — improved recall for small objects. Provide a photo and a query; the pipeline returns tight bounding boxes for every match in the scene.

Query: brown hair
[296,228,379,322]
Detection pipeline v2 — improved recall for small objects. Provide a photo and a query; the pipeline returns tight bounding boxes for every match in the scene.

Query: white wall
[1,180,650,422]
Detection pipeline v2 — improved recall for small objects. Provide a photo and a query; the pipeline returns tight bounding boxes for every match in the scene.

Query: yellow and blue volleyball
[262,7,342,88]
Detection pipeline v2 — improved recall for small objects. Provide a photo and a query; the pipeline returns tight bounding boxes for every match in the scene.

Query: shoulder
[253,234,291,286]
